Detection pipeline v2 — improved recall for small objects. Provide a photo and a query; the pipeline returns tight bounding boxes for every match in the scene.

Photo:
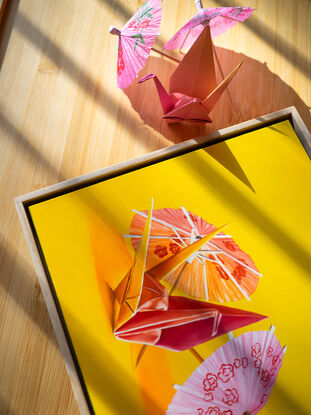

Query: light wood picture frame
[15,106,311,415]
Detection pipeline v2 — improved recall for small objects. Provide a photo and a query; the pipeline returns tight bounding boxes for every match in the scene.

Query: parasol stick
[135,344,148,368]
[169,262,188,295]
[212,42,237,112]
[195,0,204,11]
[189,347,204,364]
[109,27,181,63]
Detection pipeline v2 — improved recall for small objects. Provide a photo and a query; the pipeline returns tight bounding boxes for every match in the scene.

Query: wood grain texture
[0,0,310,414]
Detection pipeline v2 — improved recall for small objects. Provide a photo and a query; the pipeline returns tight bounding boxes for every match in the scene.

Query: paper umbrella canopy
[109,0,162,89]
[111,205,266,352]
[166,327,286,415]
[127,207,261,303]
[165,6,254,51]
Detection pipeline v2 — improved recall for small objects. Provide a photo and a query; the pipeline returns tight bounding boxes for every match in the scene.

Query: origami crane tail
[202,60,243,113]
[147,224,228,282]
[139,73,175,114]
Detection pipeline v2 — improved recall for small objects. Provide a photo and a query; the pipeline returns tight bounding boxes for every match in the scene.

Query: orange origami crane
[139,25,242,124]
[112,204,266,360]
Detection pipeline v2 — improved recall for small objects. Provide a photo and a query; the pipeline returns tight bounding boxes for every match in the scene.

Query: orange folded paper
[113,207,266,352]
[139,25,243,124]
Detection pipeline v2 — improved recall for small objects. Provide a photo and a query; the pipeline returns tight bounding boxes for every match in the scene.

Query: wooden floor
[0,0,310,414]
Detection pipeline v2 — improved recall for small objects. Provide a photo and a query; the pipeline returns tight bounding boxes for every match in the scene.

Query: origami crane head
[139,25,243,124]
[112,205,267,352]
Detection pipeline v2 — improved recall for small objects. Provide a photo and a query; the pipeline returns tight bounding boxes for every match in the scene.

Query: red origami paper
[139,25,242,124]
[113,207,266,352]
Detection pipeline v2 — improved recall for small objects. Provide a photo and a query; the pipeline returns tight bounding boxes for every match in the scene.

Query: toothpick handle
[109,26,121,35]
[195,0,204,10]
[189,347,204,364]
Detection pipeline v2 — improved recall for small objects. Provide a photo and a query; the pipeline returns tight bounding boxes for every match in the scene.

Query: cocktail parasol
[126,206,261,303]
[166,326,286,415]
[109,0,179,89]
[165,1,254,51]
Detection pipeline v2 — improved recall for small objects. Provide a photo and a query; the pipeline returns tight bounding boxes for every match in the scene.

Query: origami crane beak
[139,73,176,114]
[147,224,228,282]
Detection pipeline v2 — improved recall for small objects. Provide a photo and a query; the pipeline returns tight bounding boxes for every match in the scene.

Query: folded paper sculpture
[113,205,266,352]
[139,25,243,123]
[166,326,286,415]
[126,207,261,303]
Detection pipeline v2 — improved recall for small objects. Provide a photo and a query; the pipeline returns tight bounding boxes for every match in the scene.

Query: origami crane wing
[169,25,217,100]
[115,296,266,351]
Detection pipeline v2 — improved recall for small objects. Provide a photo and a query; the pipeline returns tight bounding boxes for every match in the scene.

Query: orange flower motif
[154,245,168,258]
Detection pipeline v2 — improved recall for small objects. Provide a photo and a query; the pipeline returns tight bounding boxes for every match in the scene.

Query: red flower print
[218,364,234,383]
[216,265,229,280]
[233,358,241,369]
[203,373,218,392]
[251,343,262,358]
[223,240,236,251]
[154,245,168,258]
[117,46,125,75]
[254,358,262,369]
[242,357,248,368]
[198,409,204,415]
[223,388,239,406]
[139,19,151,29]
[222,411,233,415]
[272,355,281,368]
[266,346,273,357]
[270,366,277,377]
[206,407,220,415]
[204,392,214,402]
[169,242,181,254]
[260,373,271,388]
[232,264,246,284]
[260,394,268,404]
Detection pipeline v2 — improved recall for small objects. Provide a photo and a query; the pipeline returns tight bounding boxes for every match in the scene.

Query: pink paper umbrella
[166,326,286,415]
[109,0,179,89]
[165,3,254,51]
[126,207,261,303]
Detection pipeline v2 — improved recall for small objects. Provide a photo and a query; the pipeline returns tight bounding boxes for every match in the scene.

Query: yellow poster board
[27,120,311,415]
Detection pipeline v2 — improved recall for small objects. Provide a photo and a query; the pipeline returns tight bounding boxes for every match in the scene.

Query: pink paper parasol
[165,5,254,51]
[109,0,180,89]
[166,326,286,415]
[126,207,261,303]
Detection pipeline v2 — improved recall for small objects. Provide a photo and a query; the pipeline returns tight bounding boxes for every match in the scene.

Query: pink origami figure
[166,326,286,415]
[165,1,254,51]
[139,25,243,124]
[111,203,266,366]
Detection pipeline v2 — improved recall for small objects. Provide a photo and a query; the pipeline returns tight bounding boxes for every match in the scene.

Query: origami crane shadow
[138,25,243,124]
[98,205,267,366]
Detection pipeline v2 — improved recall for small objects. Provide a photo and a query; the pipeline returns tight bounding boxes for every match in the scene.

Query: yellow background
[29,120,311,415]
